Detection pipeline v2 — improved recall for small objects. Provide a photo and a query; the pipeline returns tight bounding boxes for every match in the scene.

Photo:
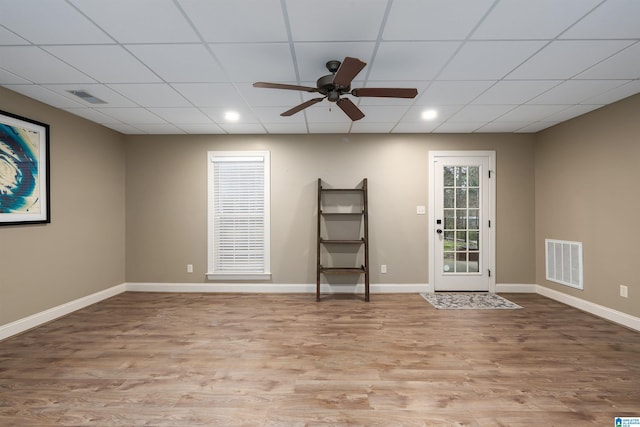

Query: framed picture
[0,110,50,225]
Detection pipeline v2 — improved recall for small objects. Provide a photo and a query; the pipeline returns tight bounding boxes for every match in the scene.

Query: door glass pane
[456,188,467,208]
[444,252,454,272]
[468,188,479,209]
[468,231,479,250]
[444,188,455,208]
[468,209,479,230]
[444,166,455,186]
[456,231,467,250]
[468,252,479,272]
[444,231,455,251]
[469,167,479,187]
[456,252,468,273]
[456,167,467,188]
[456,210,467,229]
[444,210,455,230]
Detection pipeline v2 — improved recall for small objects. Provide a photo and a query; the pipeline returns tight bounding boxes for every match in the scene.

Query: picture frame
[0,110,50,225]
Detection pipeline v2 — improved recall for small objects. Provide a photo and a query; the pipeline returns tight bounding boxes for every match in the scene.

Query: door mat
[420,292,522,310]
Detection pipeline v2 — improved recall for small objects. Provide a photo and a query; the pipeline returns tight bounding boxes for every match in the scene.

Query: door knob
[436,229,443,234]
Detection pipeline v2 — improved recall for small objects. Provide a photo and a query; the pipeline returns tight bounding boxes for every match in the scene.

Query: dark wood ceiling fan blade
[253,82,318,92]
[332,57,366,88]
[336,98,365,121]
[281,97,325,116]
[351,87,418,98]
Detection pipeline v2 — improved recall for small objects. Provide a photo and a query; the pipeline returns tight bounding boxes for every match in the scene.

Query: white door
[429,151,495,292]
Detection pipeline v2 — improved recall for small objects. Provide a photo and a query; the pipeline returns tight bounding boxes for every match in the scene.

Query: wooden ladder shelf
[316,178,370,301]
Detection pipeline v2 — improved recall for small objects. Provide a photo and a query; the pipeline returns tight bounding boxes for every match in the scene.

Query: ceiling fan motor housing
[317,74,349,102]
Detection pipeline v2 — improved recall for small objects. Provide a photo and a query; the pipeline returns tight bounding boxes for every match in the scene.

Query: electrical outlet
[381,264,387,274]
[620,285,628,298]
[187,264,193,273]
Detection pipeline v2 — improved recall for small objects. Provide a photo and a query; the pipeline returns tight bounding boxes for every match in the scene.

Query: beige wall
[125,133,536,286]
[535,94,640,317]
[0,87,126,325]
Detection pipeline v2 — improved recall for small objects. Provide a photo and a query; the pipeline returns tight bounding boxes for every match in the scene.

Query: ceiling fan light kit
[253,57,418,121]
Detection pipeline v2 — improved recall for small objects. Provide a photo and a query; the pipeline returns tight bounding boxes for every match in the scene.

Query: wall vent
[545,239,583,290]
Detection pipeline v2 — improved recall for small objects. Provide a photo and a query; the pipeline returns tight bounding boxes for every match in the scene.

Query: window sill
[206,273,272,281]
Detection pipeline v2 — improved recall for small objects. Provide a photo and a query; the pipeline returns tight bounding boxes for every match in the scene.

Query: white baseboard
[496,283,538,293]
[125,282,430,294]
[0,283,127,341]
[536,285,640,332]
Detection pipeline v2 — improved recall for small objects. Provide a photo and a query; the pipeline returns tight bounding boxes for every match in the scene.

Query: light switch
[416,205,426,215]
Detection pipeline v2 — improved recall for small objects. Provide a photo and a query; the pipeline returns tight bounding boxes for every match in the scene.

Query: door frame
[428,150,496,293]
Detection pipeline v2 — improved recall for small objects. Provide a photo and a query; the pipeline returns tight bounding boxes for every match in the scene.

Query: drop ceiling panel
[126,44,227,83]
[383,0,493,40]
[471,0,601,39]
[529,80,629,104]
[286,0,388,41]
[4,84,85,108]
[43,45,161,83]
[174,83,247,108]
[0,46,95,84]
[94,108,167,124]
[294,42,376,81]
[577,42,640,79]
[180,0,288,42]
[0,69,30,85]
[439,41,546,80]
[133,123,185,134]
[369,41,461,80]
[44,84,138,108]
[583,80,640,104]
[435,122,485,133]
[209,43,295,83]
[175,123,225,134]
[107,84,192,107]
[70,0,199,43]
[63,108,124,124]
[472,80,562,105]
[236,83,304,108]
[496,105,568,122]
[219,123,266,134]
[201,107,260,124]
[0,26,28,45]
[350,122,396,133]
[415,81,495,105]
[148,108,214,124]
[253,107,305,124]
[507,40,634,80]
[262,123,309,134]
[560,0,640,39]
[404,105,461,122]
[449,105,515,122]
[0,0,111,44]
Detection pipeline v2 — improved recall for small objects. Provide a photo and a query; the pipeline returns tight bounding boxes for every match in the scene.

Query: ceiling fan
[253,57,418,121]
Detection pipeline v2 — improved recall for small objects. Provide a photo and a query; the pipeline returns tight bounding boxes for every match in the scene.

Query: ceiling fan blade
[351,87,418,98]
[332,57,366,88]
[281,97,325,116]
[253,82,318,93]
[337,98,365,121]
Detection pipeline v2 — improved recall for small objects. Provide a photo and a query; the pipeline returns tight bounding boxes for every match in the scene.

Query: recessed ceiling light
[224,111,240,122]
[421,109,438,121]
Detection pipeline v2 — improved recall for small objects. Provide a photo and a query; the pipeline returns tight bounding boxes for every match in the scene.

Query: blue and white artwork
[0,111,49,225]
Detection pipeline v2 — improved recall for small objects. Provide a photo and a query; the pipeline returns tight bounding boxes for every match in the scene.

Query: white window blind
[207,152,270,280]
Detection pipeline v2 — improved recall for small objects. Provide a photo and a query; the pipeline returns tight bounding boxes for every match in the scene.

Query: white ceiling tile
[148,108,213,124]
[434,122,485,133]
[253,107,305,124]
[174,83,247,108]
[3,84,85,108]
[449,105,515,122]
[45,84,138,108]
[180,0,288,42]
[369,41,461,80]
[108,84,191,107]
[542,104,604,123]
[578,42,640,80]
[262,123,309,134]
[286,0,388,41]
[201,107,260,124]
[294,43,376,81]
[134,123,186,134]
[0,46,95,84]
[0,26,28,44]
[529,80,629,104]
[561,0,640,39]
[416,81,495,105]
[0,0,111,44]
[126,44,227,83]
[0,69,31,84]
[176,123,226,134]
[516,121,560,133]
[582,80,640,104]
[496,105,568,122]
[404,105,461,122]
[357,105,409,122]
[70,0,199,43]
[305,105,355,123]
[307,121,352,133]
[439,41,546,80]
[210,43,295,83]
[392,121,441,133]
[94,108,167,124]
[63,108,124,124]
[237,83,306,108]
[44,45,161,83]
[384,0,493,40]
[102,123,145,134]
[218,123,267,134]
[472,80,562,105]
[472,0,602,39]
[507,40,634,80]
[476,122,531,132]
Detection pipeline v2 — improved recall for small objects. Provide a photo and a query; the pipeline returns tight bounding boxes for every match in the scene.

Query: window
[207,151,270,280]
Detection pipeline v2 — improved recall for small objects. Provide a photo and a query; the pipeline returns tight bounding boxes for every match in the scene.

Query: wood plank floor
[1,292,639,426]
